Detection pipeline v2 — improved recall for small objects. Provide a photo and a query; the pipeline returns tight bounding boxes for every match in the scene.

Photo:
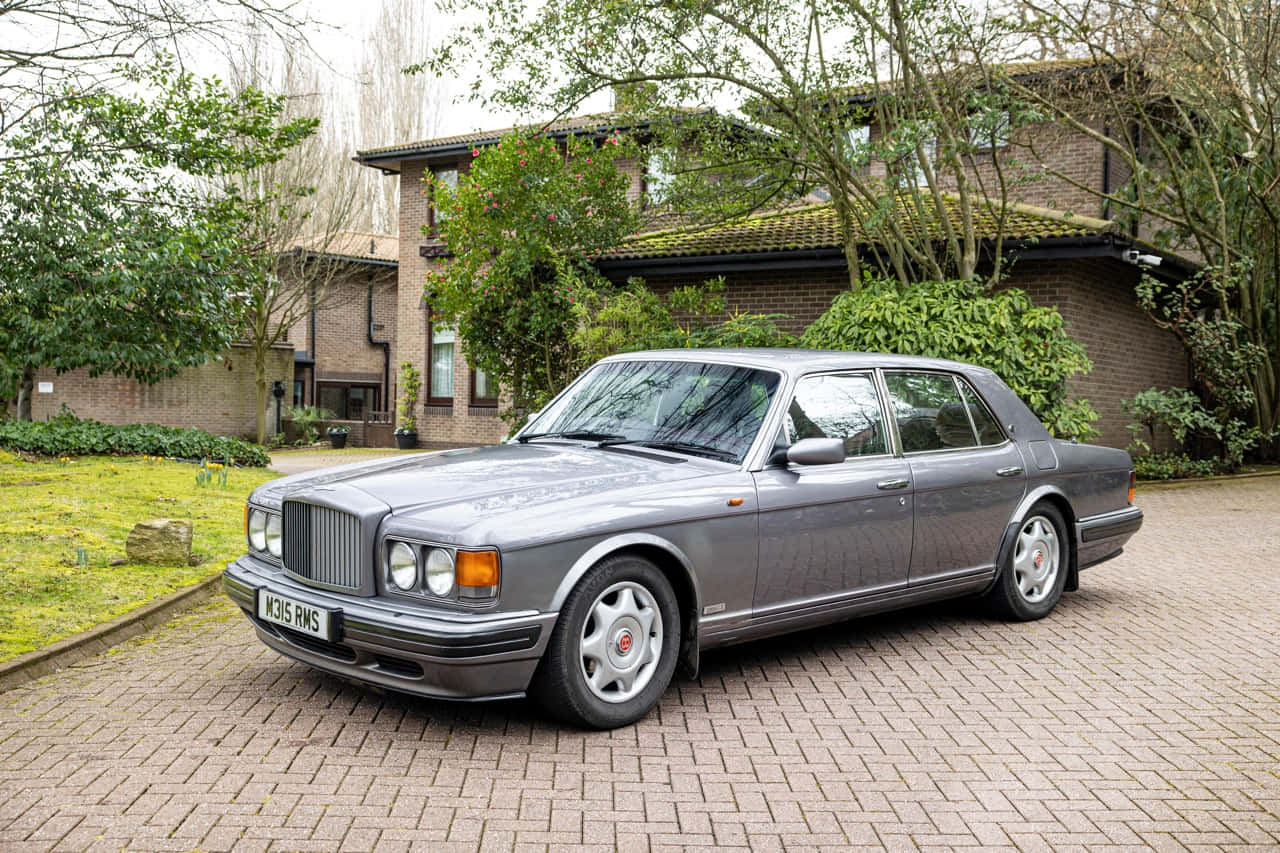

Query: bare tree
[225,38,367,443]
[354,0,444,233]
[0,0,311,143]
[1002,0,1280,438]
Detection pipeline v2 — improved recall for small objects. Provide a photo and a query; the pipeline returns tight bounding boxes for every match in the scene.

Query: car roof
[597,348,987,377]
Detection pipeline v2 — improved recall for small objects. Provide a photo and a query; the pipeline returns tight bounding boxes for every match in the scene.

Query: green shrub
[1123,386,1272,475]
[800,277,1099,441]
[1132,452,1219,480]
[284,405,334,445]
[574,278,796,366]
[0,417,269,466]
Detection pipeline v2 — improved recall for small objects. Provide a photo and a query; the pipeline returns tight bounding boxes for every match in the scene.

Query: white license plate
[257,589,334,641]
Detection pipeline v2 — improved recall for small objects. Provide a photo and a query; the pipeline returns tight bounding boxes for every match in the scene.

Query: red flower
[472,148,480,156]
[548,213,557,221]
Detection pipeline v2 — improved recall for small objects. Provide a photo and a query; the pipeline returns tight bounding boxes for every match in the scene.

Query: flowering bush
[428,133,639,423]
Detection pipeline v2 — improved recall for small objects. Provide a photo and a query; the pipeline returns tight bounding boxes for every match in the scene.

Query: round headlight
[388,542,419,591]
[425,548,455,597]
[248,508,268,551]
[265,513,282,557]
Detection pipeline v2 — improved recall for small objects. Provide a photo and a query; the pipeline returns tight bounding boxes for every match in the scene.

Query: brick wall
[284,264,398,411]
[626,258,1188,449]
[397,159,508,447]
[1006,258,1189,449]
[30,343,294,439]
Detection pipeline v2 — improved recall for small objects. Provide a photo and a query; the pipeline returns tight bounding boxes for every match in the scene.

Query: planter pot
[395,431,418,450]
[328,433,348,449]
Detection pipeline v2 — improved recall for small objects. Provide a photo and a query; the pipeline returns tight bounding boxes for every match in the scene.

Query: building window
[967,109,1010,151]
[472,367,497,407]
[429,323,456,404]
[317,383,379,420]
[292,380,304,407]
[644,150,674,204]
[845,125,871,163]
[431,167,458,229]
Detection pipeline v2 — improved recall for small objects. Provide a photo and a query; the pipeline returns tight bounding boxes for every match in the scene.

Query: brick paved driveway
[2,477,1278,851]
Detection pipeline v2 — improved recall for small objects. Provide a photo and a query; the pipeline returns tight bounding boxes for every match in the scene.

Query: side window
[958,380,1005,445]
[884,372,978,452]
[785,373,887,458]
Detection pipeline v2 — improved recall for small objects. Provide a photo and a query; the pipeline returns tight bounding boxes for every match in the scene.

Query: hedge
[0,417,270,466]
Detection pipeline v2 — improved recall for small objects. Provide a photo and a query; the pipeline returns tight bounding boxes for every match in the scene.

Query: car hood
[252,443,717,518]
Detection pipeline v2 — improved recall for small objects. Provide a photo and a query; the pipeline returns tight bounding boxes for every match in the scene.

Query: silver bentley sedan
[224,349,1142,728]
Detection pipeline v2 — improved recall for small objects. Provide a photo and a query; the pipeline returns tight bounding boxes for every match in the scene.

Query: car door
[751,371,914,620]
[882,371,1027,587]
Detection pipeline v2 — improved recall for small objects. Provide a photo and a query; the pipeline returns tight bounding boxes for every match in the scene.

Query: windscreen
[527,360,782,463]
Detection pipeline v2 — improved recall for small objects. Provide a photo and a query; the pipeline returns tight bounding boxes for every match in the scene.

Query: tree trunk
[255,347,269,445]
[16,365,35,421]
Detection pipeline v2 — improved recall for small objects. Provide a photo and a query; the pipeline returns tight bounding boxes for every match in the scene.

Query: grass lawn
[0,451,279,662]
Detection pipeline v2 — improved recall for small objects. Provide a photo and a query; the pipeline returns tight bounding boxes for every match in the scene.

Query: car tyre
[986,502,1069,621]
[530,554,680,729]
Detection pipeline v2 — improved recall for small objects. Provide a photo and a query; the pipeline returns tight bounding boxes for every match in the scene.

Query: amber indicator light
[1128,470,1136,505]
[456,549,500,588]
[727,497,745,507]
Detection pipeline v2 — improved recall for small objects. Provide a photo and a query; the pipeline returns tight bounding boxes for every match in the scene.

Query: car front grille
[282,501,362,590]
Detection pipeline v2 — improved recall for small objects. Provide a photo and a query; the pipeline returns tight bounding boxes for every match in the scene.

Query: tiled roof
[287,231,398,264]
[603,198,1121,261]
[830,56,1113,102]
[357,110,701,161]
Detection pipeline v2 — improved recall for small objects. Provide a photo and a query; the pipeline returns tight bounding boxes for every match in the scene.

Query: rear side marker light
[1128,470,1136,505]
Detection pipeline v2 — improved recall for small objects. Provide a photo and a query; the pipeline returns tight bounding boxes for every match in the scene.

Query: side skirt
[700,570,995,651]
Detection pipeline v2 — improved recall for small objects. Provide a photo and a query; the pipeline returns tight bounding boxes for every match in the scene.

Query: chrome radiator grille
[282,501,362,590]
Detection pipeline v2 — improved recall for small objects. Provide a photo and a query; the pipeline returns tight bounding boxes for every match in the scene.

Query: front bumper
[223,556,558,700]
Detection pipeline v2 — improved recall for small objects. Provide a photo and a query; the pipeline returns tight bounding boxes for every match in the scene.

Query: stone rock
[126,519,194,566]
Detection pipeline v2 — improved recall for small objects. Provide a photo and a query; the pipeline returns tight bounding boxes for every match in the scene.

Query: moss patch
[0,454,278,661]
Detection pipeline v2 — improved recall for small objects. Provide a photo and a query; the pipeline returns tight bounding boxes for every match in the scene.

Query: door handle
[996,466,1023,477]
[876,478,910,490]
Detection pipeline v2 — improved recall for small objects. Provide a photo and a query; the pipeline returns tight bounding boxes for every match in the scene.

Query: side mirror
[769,437,845,466]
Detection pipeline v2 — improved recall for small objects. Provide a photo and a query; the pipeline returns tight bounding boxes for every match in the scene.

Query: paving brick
[3,478,1280,850]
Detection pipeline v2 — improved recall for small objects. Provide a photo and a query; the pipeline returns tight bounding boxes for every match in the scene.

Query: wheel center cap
[1033,549,1044,570]
[616,631,633,654]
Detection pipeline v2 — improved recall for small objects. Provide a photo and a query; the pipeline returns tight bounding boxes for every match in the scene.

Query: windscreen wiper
[632,440,738,461]
[516,430,629,444]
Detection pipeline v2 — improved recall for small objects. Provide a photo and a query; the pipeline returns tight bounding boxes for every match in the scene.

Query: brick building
[355,85,1195,450]
[30,233,399,444]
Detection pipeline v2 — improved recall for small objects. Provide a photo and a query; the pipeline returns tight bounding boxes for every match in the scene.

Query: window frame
[428,165,460,232]
[776,369,898,464]
[315,381,380,421]
[470,367,498,408]
[881,369,1011,456]
[426,319,456,407]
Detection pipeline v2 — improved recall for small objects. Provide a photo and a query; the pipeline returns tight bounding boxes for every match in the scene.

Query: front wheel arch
[551,535,702,678]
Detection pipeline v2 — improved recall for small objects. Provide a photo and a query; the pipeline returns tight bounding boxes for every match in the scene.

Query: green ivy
[800,277,1099,441]
[0,417,269,466]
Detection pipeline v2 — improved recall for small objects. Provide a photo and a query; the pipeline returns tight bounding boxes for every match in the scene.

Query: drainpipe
[367,273,391,411]
[309,283,318,406]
